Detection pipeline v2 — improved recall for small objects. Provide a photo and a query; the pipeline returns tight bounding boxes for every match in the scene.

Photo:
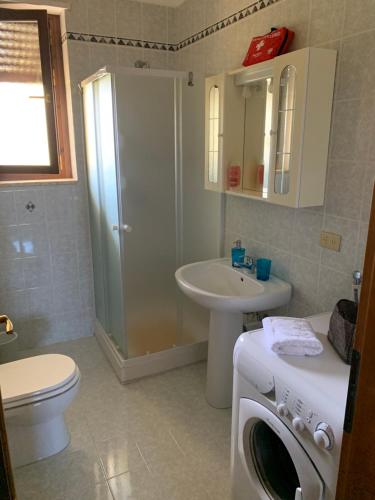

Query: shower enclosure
[82,67,222,381]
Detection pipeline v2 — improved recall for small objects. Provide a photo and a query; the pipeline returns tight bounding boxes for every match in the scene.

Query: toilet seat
[0,354,80,410]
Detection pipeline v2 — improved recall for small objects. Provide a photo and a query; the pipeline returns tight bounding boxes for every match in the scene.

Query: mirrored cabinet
[204,47,337,208]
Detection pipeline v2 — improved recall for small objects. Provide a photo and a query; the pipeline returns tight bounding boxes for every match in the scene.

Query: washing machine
[231,313,351,500]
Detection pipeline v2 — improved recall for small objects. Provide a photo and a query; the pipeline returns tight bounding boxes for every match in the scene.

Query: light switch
[320,231,341,251]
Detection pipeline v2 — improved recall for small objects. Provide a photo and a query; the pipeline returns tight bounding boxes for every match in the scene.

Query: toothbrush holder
[256,258,272,281]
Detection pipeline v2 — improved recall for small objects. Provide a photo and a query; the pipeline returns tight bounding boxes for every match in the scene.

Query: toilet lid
[0,354,79,405]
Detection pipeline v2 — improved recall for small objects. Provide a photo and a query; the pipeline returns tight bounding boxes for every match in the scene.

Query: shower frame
[81,66,221,382]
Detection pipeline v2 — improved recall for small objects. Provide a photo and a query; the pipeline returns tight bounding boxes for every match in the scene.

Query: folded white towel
[262,317,323,356]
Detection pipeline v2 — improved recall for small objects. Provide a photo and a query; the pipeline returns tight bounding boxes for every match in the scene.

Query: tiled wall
[171,0,375,317]
[0,184,94,349]
[65,0,175,75]
[2,0,374,349]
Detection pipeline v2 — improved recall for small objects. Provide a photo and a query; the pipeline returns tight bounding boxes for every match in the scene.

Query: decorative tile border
[64,0,280,52]
[176,0,279,50]
[66,32,177,51]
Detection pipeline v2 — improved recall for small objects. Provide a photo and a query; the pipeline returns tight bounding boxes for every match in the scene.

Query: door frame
[336,184,375,499]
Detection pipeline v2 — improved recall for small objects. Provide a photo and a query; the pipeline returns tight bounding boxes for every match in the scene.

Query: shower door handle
[112,224,133,233]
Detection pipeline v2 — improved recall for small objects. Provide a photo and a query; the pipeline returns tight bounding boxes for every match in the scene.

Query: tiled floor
[13,337,232,500]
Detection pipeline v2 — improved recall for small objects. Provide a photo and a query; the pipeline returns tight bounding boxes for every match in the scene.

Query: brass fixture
[0,315,14,335]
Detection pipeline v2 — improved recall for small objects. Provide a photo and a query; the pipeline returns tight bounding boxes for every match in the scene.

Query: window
[0,8,72,182]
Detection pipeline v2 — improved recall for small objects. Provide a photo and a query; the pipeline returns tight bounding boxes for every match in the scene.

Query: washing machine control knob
[314,423,334,450]
[292,417,305,432]
[276,403,289,417]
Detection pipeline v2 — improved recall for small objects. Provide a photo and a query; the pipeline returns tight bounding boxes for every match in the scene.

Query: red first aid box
[242,27,295,67]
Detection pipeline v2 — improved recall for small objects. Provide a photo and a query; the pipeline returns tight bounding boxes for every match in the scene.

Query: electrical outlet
[320,231,341,251]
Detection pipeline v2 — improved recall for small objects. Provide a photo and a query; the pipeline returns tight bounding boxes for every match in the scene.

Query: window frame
[0,8,72,182]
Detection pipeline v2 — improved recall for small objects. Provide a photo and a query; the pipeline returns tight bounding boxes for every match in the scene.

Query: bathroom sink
[175,258,291,313]
[175,258,292,409]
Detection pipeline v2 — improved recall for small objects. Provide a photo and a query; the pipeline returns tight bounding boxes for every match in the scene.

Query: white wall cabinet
[204,47,337,208]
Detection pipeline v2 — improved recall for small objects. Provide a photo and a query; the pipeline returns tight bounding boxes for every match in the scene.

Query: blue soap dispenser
[232,240,245,268]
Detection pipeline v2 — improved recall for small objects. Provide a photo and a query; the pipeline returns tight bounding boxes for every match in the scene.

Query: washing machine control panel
[275,381,335,450]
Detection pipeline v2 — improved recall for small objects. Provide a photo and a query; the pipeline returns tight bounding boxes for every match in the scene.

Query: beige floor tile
[96,436,147,479]
[108,467,161,500]
[14,448,107,500]
[14,338,232,500]
[150,459,211,500]
[15,480,114,500]
[135,430,185,471]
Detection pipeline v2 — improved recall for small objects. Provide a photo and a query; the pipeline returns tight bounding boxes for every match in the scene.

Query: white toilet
[0,354,80,467]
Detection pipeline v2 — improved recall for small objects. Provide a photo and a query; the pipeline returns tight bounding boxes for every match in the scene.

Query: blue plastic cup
[256,258,272,281]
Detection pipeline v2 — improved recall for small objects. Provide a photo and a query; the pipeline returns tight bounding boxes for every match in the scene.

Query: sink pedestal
[206,311,243,409]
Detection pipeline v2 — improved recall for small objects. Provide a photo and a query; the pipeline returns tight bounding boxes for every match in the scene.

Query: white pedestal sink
[175,258,292,408]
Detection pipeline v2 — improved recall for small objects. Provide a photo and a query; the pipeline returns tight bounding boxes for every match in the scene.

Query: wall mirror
[241,77,273,198]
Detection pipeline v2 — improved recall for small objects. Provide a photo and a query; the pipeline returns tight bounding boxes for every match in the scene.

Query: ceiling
[133,0,185,6]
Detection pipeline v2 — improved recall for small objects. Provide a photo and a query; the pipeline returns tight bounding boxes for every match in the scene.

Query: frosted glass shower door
[114,73,178,357]
[83,74,126,354]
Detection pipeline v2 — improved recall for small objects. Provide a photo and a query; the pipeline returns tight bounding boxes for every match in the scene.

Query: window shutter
[0,19,42,83]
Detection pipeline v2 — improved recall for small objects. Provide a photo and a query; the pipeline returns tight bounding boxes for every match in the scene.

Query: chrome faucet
[242,256,256,274]
[352,270,362,305]
[0,315,14,335]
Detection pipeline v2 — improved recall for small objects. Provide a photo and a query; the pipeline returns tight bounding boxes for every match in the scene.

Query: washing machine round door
[238,398,324,500]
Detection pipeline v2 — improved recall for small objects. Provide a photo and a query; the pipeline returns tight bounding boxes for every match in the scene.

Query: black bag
[328,299,358,364]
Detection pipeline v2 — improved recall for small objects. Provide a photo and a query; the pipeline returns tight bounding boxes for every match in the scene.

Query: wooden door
[336,184,375,499]
[0,389,16,499]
